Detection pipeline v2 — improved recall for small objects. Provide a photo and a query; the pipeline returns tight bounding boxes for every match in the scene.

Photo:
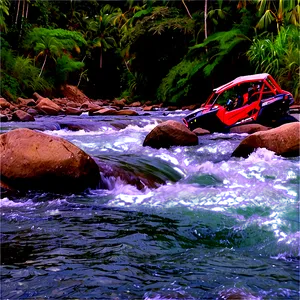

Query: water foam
[43,122,158,136]
[0,198,34,208]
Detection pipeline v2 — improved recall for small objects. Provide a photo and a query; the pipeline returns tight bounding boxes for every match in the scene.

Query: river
[1,111,299,299]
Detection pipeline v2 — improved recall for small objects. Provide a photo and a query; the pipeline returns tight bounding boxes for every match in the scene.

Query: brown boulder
[64,106,82,115]
[0,128,100,193]
[129,101,141,107]
[193,127,210,135]
[112,98,126,108]
[80,101,102,113]
[115,109,139,116]
[17,97,36,107]
[229,124,270,134]
[143,120,198,149]
[232,122,300,158]
[0,98,12,109]
[143,106,153,111]
[36,98,61,115]
[33,92,44,102]
[37,105,60,116]
[61,85,90,104]
[12,110,35,122]
[90,108,117,116]
[52,97,69,107]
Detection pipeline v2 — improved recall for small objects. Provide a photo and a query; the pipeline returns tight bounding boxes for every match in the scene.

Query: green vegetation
[0,0,299,104]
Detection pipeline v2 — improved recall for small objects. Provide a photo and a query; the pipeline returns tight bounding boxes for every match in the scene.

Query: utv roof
[214,73,270,93]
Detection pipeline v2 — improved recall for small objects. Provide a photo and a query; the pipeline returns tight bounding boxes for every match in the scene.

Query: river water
[1,112,299,299]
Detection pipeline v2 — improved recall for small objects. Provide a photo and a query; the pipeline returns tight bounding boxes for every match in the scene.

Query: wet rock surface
[143,120,198,149]
[0,128,100,193]
[232,122,300,158]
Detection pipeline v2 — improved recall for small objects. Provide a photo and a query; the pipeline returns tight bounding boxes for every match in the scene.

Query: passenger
[248,84,260,103]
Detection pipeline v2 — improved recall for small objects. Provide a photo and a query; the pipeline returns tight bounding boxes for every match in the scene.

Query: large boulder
[61,85,91,104]
[12,110,35,122]
[36,98,62,115]
[143,120,198,149]
[0,128,100,193]
[232,122,300,158]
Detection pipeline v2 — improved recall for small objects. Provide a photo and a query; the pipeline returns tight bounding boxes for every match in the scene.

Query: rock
[80,101,102,113]
[36,98,61,111]
[0,180,19,199]
[27,108,39,116]
[143,106,154,111]
[52,97,69,107]
[143,101,152,106]
[193,127,210,135]
[0,128,100,193]
[36,98,61,115]
[90,108,117,116]
[17,97,36,106]
[33,92,44,102]
[143,120,198,149]
[37,105,60,116]
[129,101,141,107]
[64,106,82,115]
[112,98,126,108]
[115,109,139,116]
[65,101,79,108]
[0,98,12,109]
[232,122,300,158]
[61,85,91,104]
[12,110,35,122]
[167,106,178,111]
[94,154,182,190]
[290,104,300,113]
[229,124,270,134]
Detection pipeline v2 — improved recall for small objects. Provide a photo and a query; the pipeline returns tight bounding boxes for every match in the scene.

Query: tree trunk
[204,0,208,39]
[26,0,29,19]
[100,47,103,69]
[15,0,21,24]
[39,54,48,78]
[19,0,26,38]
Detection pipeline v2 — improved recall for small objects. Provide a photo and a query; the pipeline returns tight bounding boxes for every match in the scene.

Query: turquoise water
[1,113,299,299]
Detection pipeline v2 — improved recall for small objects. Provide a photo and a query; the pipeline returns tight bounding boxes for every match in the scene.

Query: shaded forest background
[0,0,299,105]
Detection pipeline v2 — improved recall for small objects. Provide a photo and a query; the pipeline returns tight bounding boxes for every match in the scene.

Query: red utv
[183,73,297,132]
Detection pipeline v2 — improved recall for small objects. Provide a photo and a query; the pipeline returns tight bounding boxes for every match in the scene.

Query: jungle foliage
[0,0,299,103]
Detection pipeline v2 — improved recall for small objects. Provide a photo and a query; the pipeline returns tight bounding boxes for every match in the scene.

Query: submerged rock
[143,120,198,149]
[193,127,210,135]
[232,122,300,158]
[229,123,270,134]
[0,128,100,193]
[94,153,182,190]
